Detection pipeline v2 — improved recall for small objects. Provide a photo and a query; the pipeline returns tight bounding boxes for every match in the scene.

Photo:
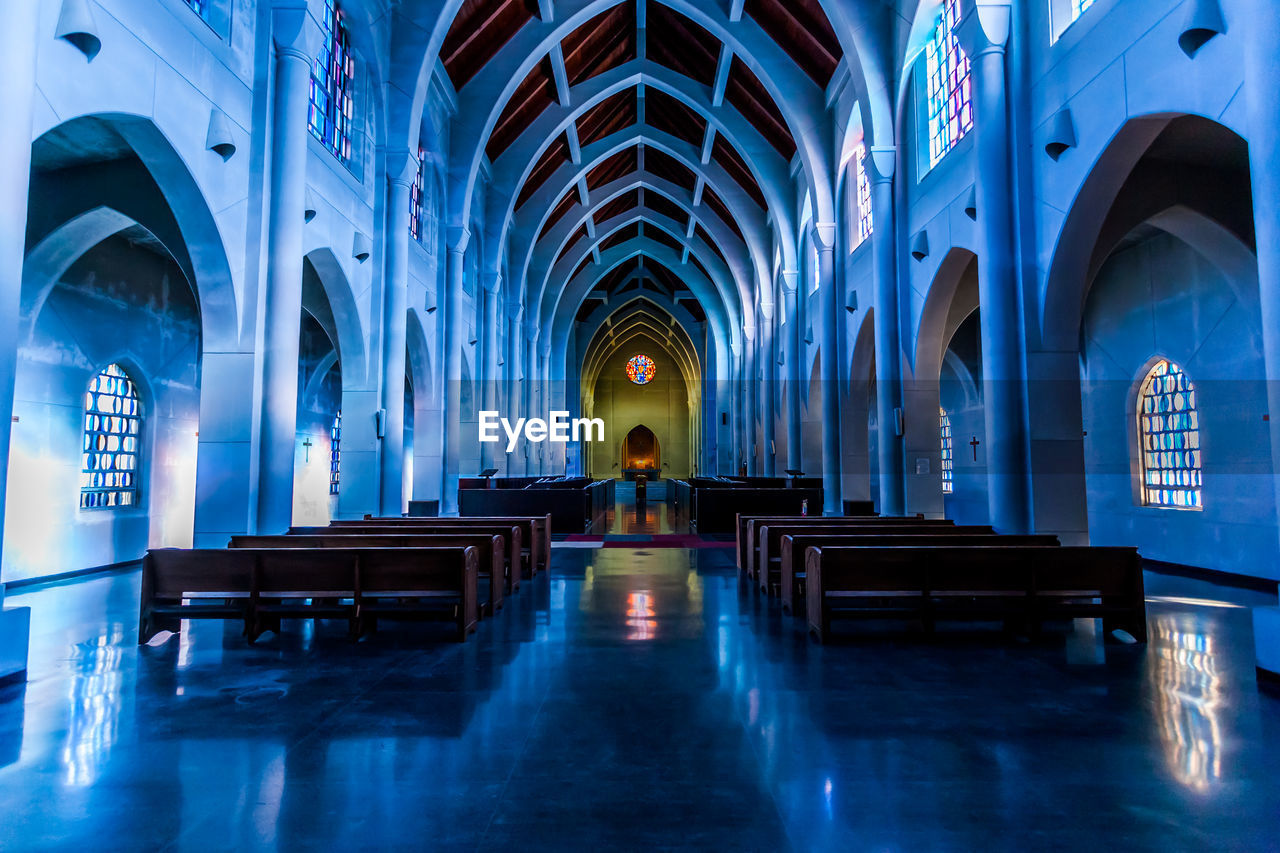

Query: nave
[0,497,1277,851]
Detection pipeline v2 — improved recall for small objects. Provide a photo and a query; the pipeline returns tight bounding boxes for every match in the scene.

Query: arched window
[855,143,874,245]
[925,0,972,170]
[183,0,209,20]
[1051,0,1097,40]
[80,364,142,510]
[410,144,426,243]
[940,407,954,494]
[330,411,342,495]
[309,0,355,162]
[1138,360,1202,509]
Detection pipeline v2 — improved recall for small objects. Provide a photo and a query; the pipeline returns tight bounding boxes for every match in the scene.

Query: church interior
[1,0,1279,848]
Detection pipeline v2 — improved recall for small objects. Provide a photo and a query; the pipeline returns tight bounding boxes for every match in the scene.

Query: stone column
[760,293,777,476]
[815,222,843,514]
[1243,0,1280,554]
[780,270,802,473]
[439,227,469,515]
[868,148,906,516]
[505,300,523,475]
[0,0,40,678]
[257,6,319,533]
[378,150,417,516]
[538,345,551,473]
[478,274,501,472]
[972,7,1033,533]
[523,321,539,474]
[743,325,757,475]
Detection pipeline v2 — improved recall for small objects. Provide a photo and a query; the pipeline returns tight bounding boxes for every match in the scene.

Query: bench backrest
[144,548,256,598]
[751,520,982,576]
[735,513,930,566]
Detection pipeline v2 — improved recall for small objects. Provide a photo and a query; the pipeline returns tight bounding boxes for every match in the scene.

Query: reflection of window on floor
[1150,614,1223,791]
[626,591,657,641]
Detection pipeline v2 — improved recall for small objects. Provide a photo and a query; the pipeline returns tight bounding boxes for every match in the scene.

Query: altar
[622,468,660,482]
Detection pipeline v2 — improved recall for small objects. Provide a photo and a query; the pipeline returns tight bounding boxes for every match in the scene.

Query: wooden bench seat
[350,514,551,577]
[139,546,479,644]
[805,545,1145,643]
[778,533,1060,612]
[748,518,973,583]
[295,523,523,593]
[735,514,926,575]
[231,533,504,619]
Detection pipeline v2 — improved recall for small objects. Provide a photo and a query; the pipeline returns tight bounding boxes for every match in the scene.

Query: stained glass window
[925,0,972,170]
[330,412,342,495]
[80,364,141,510]
[1072,0,1096,20]
[940,407,954,494]
[309,0,355,163]
[626,355,656,385]
[854,142,874,246]
[410,144,426,243]
[1138,360,1202,509]
[183,0,209,20]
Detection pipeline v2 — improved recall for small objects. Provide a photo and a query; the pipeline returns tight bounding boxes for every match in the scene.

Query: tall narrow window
[940,407,954,494]
[183,0,209,20]
[410,144,426,243]
[330,412,342,495]
[1138,360,1202,509]
[925,0,972,170]
[80,364,142,510]
[309,0,355,163]
[850,142,874,248]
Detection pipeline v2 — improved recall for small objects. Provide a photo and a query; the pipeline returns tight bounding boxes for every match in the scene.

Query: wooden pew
[231,533,504,619]
[779,532,1060,612]
[805,545,1145,643]
[296,522,523,593]
[735,513,893,573]
[745,517,967,582]
[352,514,551,577]
[756,521,994,592]
[139,546,479,644]
[139,548,255,643]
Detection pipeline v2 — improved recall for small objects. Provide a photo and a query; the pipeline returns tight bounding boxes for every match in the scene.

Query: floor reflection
[0,525,1276,849]
[1149,612,1225,791]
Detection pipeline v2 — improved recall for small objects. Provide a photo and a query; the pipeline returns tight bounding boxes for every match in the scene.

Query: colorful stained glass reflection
[626,354,656,385]
[925,0,972,170]
[80,364,141,510]
[1138,360,1202,509]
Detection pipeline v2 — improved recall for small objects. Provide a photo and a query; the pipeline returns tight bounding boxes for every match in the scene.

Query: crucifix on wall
[302,437,313,463]
[969,435,981,462]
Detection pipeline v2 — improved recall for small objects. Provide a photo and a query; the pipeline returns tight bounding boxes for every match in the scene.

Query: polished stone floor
[1,500,1279,851]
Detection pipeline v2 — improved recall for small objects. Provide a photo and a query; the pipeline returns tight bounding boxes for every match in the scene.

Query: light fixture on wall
[1045,108,1077,161]
[963,185,978,221]
[1178,0,1226,58]
[353,232,372,263]
[304,189,319,223]
[910,230,930,262]
[206,109,237,161]
[845,293,858,313]
[57,0,102,61]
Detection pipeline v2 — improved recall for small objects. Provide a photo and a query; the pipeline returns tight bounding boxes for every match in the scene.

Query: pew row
[778,533,1060,611]
[741,517,965,582]
[735,513,895,573]
[139,546,479,644]
[231,534,504,618]
[805,545,1145,643]
[352,515,551,576]
[290,524,522,593]
[756,522,996,591]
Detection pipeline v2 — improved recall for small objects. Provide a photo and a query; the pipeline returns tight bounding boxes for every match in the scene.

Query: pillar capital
[778,270,800,295]
[272,2,321,61]
[447,226,471,256]
[525,319,541,343]
[506,300,524,322]
[810,222,838,254]
[958,0,1012,56]
[482,272,502,294]
[868,147,896,185]
[385,147,418,189]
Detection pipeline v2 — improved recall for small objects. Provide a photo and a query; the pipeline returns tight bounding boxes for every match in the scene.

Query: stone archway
[622,425,660,478]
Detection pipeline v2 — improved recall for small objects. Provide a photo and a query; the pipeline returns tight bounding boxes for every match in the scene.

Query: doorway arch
[622,425,660,473]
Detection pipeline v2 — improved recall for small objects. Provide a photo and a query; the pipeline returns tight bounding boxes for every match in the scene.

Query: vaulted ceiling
[422,0,850,381]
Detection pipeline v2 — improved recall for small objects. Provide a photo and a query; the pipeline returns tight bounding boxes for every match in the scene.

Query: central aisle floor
[0,498,1277,850]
